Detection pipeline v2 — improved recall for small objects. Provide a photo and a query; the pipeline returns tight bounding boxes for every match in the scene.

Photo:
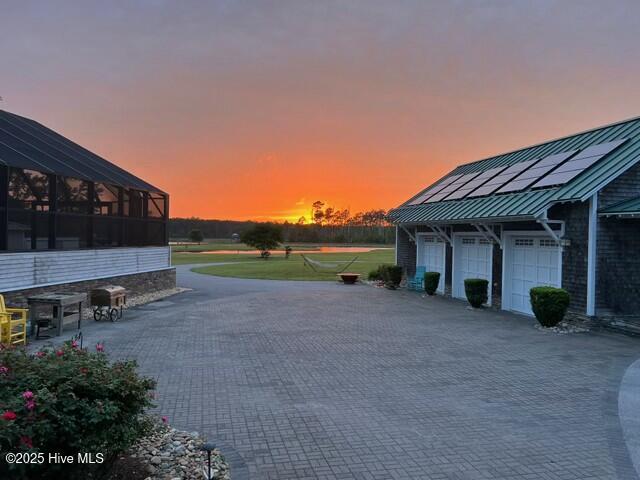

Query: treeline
[170,203,394,244]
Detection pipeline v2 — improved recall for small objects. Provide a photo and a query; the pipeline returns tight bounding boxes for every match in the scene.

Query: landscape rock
[534,320,589,334]
[128,419,230,480]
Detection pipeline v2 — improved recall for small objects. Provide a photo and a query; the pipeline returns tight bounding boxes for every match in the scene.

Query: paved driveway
[40,265,640,479]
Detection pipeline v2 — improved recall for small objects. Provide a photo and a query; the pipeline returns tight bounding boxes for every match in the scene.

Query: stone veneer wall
[2,268,176,308]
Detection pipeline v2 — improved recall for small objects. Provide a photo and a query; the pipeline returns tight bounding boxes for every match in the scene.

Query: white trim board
[0,247,172,292]
[586,194,598,316]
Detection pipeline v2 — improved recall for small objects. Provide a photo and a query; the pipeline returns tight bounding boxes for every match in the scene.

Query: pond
[193,246,393,254]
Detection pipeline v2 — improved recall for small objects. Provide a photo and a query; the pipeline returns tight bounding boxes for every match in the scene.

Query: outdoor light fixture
[71,331,83,349]
[201,442,216,480]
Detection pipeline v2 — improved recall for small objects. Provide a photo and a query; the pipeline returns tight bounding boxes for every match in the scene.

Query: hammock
[301,254,359,273]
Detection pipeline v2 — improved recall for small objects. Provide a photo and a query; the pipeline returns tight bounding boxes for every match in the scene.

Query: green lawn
[172,252,263,265]
[171,241,255,253]
[189,249,394,281]
[171,241,350,255]
[171,241,394,266]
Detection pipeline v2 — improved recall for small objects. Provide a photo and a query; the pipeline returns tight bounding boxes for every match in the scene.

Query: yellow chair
[0,295,28,347]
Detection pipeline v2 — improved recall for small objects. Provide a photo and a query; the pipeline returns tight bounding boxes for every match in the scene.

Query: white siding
[0,247,171,292]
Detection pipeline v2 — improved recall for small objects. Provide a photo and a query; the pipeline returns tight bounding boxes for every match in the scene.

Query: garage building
[389,116,640,333]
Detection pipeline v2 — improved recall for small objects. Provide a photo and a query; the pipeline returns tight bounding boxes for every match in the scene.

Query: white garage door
[420,236,445,293]
[453,236,493,302]
[506,236,561,315]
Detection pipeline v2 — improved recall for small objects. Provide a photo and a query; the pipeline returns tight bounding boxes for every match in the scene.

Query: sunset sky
[2,1,640,221]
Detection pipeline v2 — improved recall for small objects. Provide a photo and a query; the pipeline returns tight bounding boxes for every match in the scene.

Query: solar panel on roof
[530,138,628,189]
[530,169,585,189]
[425,172,481,203]
[531,155,603,188]
[443,166,509,200]
[571,138,628,159]
[495,150,577,194]
[408,173,462,205]
[466,158,541,198]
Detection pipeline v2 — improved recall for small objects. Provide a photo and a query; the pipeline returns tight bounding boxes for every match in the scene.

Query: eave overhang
[388,188,558,225]
[598,196,640,218]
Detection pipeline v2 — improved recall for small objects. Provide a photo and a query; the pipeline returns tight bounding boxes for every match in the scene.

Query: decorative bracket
[429,225,452,246]
[536,212,566,246]
[400,225,416,243]
[472,223,503,248]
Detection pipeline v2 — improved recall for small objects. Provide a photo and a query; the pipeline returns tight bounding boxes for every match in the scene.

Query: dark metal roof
[0,109,164,193]
[599,197,640,217]
[390,115,640,224]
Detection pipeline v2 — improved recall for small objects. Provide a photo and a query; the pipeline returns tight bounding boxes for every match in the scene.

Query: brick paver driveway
[46,265,640,479]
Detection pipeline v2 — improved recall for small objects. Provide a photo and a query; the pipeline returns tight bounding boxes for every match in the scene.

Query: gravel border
[130,421,230,480]
[534,320,590,334]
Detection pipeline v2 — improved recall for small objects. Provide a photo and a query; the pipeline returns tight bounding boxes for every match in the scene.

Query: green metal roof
[391,115,640,224]
[599,196,640,217]
[390,188,558,224]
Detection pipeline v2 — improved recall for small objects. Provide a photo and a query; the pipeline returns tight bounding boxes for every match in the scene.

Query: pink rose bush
[0,341,156,478]
[2,411,17,421]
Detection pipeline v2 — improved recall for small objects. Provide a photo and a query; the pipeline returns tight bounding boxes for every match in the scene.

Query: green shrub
[383,265,403,289]
[424,272,440,295]
[367,265,402,288]
[368,268,383,281]
[0,342,156,479]
[530,286,570,327]
[464,278,488,308]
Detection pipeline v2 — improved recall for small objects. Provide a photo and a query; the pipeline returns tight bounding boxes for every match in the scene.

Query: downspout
[586,193,598,317]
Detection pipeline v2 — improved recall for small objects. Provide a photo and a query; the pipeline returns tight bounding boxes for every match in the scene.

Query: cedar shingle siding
[596,162,640,316]
[550,202,589,314]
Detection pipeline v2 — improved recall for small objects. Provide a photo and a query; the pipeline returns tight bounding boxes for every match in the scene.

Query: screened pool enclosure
[0,109,168,252]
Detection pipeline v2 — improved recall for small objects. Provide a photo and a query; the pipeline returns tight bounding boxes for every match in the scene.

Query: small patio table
[27,292,86,338]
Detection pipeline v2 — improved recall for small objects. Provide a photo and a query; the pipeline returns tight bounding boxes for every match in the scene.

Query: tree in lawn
[186,229,204,249]
[241,224,283,259]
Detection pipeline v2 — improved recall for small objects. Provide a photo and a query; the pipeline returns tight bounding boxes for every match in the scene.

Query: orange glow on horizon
[4,2,640,221]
